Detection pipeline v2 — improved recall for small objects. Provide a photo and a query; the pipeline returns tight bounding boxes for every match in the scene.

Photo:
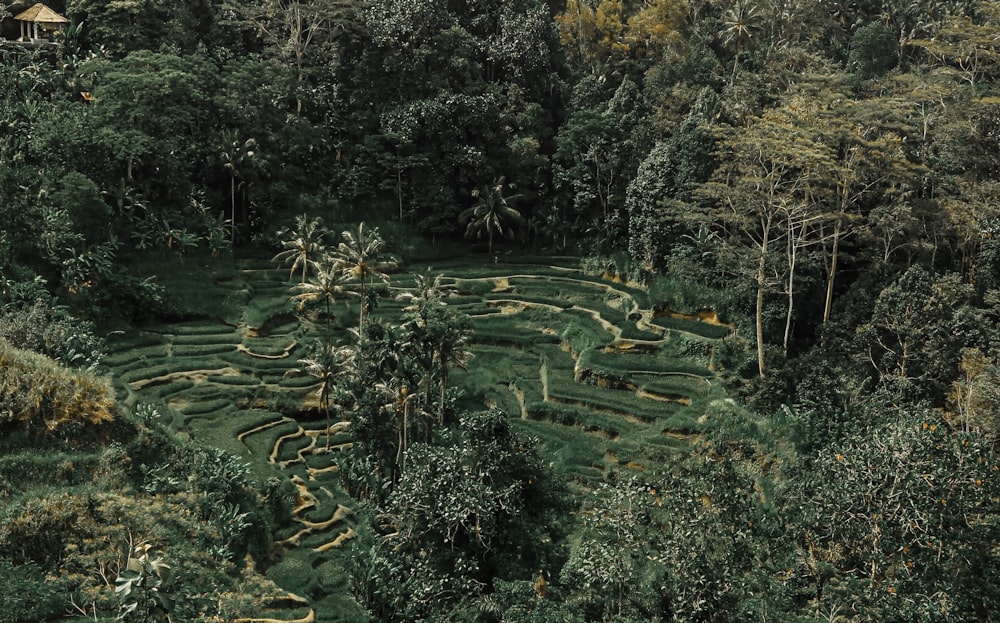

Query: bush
[0,558,66,622]
[0,339,116,434]
[0,299,106,369]
[847,22,898,79]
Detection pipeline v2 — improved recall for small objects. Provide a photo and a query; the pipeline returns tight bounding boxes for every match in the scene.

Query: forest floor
[103,253,734,622]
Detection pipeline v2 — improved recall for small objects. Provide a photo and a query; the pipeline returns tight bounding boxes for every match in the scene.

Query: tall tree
[815,84,922,324]
[459,177,525,254]
[857,266,990,397]
[359,409,556,622]
[700,103,834,377]
[291,256,350,340]
[223,0,358,113]
[297,341,356,448]
[330,223,395,335]
[220,132,257,243]
[908,3,1000,88]
[719,0,763,83]
[272,214,328,283]
[422,304,472,425]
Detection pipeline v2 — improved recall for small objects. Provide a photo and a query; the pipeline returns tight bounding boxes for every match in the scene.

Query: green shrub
[279,373,322,389]
[239,336,299,357]
[102,348,167,370]
[559,309,614,351]
[453,278,496,295]
[117,357,232,384]
[167,321,238,336]
[544,365,677,423]
[526,402,584,425]
[208,374,262,386]
[0,299,106,370]
[266,552,318,595]
[470,315,562,347]
[0,558,66,622]
[647,274,719,311]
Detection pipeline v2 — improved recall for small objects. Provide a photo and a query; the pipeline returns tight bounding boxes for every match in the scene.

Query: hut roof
[13,3,69,24]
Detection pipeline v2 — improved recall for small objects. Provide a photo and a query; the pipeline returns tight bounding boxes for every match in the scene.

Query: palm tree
[296,341,356,449]
[459,177,525,255]
[395,267,457,311]
[375,377,423,473]
[423,305,473,425]
[330,223,396,336]
[272,214,328,283]
[221,132,257,243]
[291,257,351,340]
[720,1,762,83]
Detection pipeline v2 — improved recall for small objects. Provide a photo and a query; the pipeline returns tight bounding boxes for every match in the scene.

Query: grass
[241,419,302,458]
[170,332,240,346]
[544,363,682,423]
[629,372,713,398]
[578,348,710,377]
[179,397,234,417]
[151,379,197,399]
[171,343,237,357]
[102,342,170,367]
[164,321,238,336]
[240,336,299,356]
[510,417,606,474]
[654,315,733,340]
[207,373,262,386]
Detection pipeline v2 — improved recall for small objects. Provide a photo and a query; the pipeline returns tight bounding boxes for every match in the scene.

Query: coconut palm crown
[459,177,525,254]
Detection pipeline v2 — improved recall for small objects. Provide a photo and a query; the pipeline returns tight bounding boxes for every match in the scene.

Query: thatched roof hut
[13,3,68,41]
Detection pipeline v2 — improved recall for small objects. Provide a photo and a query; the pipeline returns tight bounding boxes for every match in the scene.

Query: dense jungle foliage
[1,0,1000,621]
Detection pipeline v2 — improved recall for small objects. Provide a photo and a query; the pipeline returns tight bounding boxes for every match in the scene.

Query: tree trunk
[396,424,403,470]
[756,257,767,379]
[756,218,772,378]
[397,162,404,222]
[321,384,331,450]
[439,357,448,426]
[900,337,909,380]
[230,175,236,245]
[823,219,841,324]
[358,278,366,336]
[783,250,796,357]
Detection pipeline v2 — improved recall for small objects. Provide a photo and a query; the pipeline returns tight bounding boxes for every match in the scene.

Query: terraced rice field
[104,255,736,621]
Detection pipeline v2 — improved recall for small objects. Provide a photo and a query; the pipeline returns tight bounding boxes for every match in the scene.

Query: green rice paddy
[103,253,738,622]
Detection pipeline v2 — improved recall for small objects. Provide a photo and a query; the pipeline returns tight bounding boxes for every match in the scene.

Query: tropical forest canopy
[0,0,999,621]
